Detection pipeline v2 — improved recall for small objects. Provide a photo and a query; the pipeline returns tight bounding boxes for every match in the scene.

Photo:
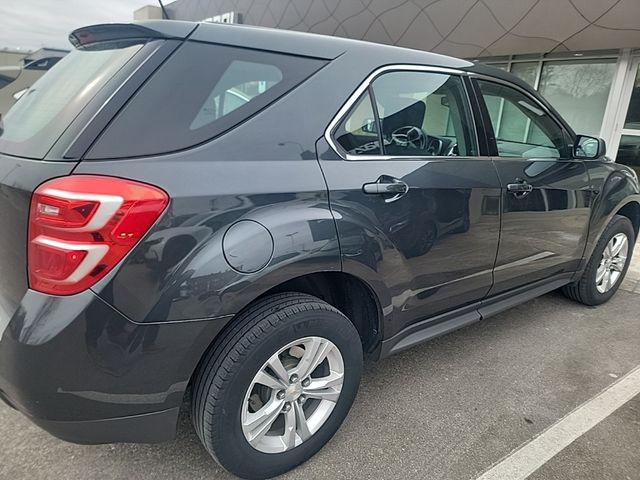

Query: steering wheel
[390,126,427,150]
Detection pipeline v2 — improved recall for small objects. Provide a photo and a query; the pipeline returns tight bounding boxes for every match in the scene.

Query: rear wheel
[563,215,635,305]
[191,293,363,479]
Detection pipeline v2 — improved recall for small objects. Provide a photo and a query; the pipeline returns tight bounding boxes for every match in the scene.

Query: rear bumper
[30,407,181,445]
[0,288,227,444]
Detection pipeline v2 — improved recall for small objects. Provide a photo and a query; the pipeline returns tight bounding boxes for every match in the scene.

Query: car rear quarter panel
[80,155,339,323]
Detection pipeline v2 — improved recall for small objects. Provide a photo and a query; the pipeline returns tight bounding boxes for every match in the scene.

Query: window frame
[326,65,480,161]
[469,75,575,160]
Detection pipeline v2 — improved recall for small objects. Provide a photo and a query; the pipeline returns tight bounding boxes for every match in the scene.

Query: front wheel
[563,215,635,305]
[191,293,363,479]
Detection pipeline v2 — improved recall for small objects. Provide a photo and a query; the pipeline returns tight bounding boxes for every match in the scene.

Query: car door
[473,78,592,296]
[318,68,502,338]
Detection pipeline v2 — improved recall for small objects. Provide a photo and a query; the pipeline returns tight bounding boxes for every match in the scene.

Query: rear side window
[87,42,326,159]
[0,43,143,159]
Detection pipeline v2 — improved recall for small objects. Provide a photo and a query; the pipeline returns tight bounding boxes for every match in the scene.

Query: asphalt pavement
[1,246,639,480]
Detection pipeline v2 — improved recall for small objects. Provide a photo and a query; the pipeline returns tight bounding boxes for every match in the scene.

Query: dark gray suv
[0,21,638,480]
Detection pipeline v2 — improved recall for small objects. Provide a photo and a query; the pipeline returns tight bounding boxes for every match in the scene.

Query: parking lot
[2,247,639,480]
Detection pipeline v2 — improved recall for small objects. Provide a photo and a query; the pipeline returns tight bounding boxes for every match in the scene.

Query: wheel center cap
[285,383,302,401]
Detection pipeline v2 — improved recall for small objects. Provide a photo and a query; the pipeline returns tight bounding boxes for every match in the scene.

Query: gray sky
[0,0,154,51]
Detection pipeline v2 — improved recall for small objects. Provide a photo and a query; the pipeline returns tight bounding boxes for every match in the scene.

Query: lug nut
[276,390,285,400]
[298,395,306,404]
[282,403,291,412]
[302,378,311,387]
[289,374,299,384]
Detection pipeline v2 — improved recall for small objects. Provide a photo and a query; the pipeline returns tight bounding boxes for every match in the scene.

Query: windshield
[0,42,143,159]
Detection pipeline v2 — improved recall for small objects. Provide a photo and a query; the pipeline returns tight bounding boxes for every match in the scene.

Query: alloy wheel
[241,336,344,453]
[596,233,629,293]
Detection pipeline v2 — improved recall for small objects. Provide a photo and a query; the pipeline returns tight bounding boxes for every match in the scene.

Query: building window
[623,68,640,130]
[537,59,616,136]
[616,135,640,176]
[617,68,640,176]
[510,62,539,87]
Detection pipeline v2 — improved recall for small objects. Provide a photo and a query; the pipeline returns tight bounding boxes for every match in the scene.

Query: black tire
[563,215,635,306]
[191,292,363,479]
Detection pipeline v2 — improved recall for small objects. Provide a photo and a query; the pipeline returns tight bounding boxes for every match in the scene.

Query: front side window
[477,80,569,159]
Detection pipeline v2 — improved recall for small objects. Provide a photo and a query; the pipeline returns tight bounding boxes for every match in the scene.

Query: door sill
[378,273,573,358]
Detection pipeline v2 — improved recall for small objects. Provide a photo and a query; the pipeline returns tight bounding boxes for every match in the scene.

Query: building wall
[158,0,640,58]
[134,5,163,21]
[0,50,29,68]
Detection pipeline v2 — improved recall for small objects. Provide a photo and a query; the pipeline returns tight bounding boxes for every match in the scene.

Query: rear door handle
[363,176,409,202]
[507,180,533,197]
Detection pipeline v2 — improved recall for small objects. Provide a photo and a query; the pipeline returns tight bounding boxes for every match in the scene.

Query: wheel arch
[587,197,640,260]
[582,164,640,265]
[616,200,640,240]
[185,270,384,394]
[261,271,384,354]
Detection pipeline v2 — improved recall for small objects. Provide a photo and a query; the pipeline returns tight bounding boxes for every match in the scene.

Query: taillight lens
[28,175,169,295]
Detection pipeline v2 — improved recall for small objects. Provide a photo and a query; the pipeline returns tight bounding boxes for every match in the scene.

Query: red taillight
[28,175,169,295]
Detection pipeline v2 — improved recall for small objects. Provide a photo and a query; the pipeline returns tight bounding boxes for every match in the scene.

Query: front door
[319,69,502,337]
[474,79,592,295]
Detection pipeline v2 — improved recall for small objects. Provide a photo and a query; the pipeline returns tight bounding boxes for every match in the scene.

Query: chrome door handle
[362,182,408,194]
[507,180,533,197]
[363,176,409,202]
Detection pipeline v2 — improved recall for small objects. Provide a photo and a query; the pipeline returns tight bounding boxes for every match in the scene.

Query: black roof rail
[69,21,197,48]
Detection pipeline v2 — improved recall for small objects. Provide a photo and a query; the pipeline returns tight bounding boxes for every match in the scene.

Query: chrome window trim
[323,64,482,161]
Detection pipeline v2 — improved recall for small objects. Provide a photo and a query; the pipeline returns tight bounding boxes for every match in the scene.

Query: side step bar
[379,273,573,358]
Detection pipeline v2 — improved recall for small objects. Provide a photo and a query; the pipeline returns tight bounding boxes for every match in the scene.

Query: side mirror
[574,135,606,159]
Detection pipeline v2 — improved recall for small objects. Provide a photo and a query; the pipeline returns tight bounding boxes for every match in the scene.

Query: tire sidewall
[207,308,363,479]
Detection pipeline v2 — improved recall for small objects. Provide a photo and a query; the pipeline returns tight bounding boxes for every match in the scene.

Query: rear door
[319,68,502,337]
[472,78,592,295]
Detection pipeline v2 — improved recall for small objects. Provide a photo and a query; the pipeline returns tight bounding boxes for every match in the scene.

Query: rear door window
[371,71,475,157]
[87,42,326,159]
[332,70,476,158]
[334,91,381,156]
